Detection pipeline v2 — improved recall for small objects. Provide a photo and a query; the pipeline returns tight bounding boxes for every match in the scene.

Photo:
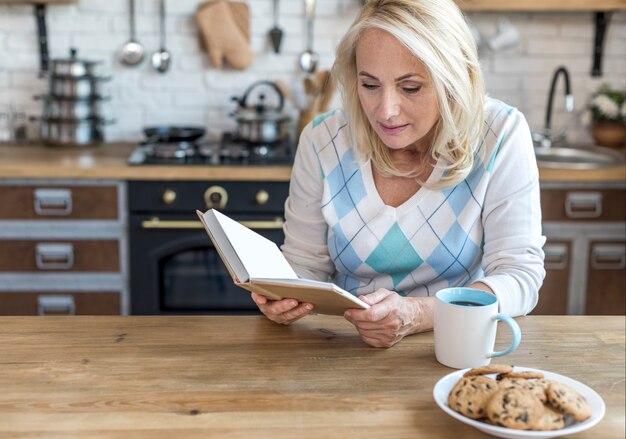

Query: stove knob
[204,186,228,209]
[255,190,269,205]
[162,189,177,205]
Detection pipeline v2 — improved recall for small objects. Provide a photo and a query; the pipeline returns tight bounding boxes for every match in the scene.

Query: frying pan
[143,126,206,142]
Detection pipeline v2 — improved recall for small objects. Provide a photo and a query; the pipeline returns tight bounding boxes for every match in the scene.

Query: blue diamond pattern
[364,224,424,287]
[325,149,366,219]
[426,221,480,280]
[329,224,364,275]
[336,273,361,294]
[443,182,473,216]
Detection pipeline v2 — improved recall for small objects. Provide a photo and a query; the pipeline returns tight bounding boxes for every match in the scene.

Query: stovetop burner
[151,141,198,159]
[128,133,294,166]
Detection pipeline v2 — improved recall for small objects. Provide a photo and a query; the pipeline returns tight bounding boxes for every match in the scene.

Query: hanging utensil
[33,4,49,78]
[119,0,145,66]
[299,0,319,73]
[269,0,283,54]
[151,0,171,73]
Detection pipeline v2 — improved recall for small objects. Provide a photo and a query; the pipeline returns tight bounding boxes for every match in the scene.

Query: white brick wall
[0,1,624,144]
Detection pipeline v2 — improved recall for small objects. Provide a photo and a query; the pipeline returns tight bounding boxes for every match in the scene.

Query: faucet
[536,66,574,148]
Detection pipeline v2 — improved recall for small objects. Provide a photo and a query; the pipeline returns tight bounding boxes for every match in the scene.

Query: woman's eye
[403,86,421,94]
[361,83,378,90]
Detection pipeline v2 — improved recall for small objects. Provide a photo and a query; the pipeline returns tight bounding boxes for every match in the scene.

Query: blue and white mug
[434,288,521,369]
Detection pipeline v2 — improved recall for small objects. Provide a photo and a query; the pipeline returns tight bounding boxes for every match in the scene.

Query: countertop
[0,143,292,181]
[0,143,625,183]
[0,315,623,438]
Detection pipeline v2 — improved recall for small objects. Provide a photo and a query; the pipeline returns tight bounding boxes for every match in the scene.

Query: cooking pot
[35,95,107,119]
[231,81,291,144]
[49,75,111,99]
[39,117,106,146]
[50,48,101,78]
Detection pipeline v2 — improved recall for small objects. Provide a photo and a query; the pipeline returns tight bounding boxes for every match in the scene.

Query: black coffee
[449,300,484,307]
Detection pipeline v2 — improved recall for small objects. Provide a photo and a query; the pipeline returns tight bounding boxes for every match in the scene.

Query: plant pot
[592,122,626,148]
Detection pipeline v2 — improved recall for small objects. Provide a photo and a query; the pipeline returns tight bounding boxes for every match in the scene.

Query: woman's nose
[378,89,400,120]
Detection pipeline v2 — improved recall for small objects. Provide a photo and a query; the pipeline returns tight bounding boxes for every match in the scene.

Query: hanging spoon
[298,0,318,73]
[119,0,144,66]
[151,0,171,73]
[269,0,283,53]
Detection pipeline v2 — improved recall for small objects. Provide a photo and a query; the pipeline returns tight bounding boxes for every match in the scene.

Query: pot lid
[51,48,100,66]
[232,80,290,122]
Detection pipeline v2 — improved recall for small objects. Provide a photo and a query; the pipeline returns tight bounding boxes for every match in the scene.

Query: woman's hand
[344,289,435,348]
[251,292,314,325]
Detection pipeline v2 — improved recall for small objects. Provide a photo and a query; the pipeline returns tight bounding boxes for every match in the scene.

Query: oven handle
[141,217,285,230]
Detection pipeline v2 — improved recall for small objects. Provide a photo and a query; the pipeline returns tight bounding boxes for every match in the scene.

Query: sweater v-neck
[361,158,444,217]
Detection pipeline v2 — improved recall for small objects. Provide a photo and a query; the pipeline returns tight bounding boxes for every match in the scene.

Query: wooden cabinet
[0,180,128,316]
[0,185,118,220]
[456,0,626,11]
[535,240,571,315]
[0,292,120,316]
[585,241,626,315]
[533,183,626,316]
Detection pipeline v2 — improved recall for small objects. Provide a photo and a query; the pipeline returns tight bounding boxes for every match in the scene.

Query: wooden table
[0,316,624,438]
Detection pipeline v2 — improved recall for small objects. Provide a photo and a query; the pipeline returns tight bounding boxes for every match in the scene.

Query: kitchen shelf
[456,0,626,11]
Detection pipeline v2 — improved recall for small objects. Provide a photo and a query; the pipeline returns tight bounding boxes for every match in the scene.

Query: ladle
[119,0,144,66]
[298,0,318,73]
[151,0,171,73]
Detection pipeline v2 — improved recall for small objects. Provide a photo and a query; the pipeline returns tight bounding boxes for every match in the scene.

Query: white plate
[433,366,606,439]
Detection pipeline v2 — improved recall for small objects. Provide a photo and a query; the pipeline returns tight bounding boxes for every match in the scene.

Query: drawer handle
[543,243,568,270]
[36,243,74,270]
[140,217,285,230]
[37,295,76,316]
[591,244,626,270]
[34,188,73,216]
[564,192,602,218]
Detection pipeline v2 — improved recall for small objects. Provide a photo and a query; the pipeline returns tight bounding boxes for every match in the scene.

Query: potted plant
[583,84,626,148]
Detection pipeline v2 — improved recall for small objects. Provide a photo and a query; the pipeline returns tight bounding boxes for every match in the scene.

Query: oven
[128,180,289,315]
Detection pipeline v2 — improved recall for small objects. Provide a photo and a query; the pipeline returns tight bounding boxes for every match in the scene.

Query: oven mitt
[196,0,253,70]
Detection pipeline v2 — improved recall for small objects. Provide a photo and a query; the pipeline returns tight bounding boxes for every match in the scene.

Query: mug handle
[490,314,521,357]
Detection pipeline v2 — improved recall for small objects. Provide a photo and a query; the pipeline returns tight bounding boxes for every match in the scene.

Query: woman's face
[355,27,440,153]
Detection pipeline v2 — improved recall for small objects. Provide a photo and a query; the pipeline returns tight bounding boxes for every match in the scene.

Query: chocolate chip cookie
[463,364,513,377]
[498,377,550,404]
[533,405,566,431]
[547,381,592,422]
[448,375,499,419]
[486,388,545,430]
[497,370,545,380]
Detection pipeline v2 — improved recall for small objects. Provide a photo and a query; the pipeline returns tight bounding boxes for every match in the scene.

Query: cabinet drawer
[0,185,118,220]
[0,240,119,272]
[0,292,120,315]
[541,189,625,221]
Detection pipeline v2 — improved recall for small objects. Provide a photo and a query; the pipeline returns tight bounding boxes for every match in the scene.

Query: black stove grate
[128,132,295,166]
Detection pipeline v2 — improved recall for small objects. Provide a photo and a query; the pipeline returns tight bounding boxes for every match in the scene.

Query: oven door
[129,213,285,315]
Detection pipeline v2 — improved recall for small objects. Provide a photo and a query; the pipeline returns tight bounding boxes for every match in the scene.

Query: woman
[252,0,545,347]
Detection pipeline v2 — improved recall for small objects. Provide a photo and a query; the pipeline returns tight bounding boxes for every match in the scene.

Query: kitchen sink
[534,144,625,169]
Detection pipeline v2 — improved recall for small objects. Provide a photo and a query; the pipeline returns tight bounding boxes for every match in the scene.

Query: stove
[127,132,295,166]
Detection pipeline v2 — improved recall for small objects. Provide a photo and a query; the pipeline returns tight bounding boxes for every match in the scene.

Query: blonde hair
[332,0,485,188]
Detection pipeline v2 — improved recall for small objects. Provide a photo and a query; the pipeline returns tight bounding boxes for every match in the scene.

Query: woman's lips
[379,122,408,135]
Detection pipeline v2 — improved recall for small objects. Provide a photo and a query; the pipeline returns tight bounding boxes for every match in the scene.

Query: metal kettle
[231,81,291,144]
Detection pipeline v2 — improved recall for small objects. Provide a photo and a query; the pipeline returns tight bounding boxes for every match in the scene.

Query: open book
[196,209,369,316]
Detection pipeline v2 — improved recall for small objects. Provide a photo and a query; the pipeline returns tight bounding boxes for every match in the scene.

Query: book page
[208,209,298,281]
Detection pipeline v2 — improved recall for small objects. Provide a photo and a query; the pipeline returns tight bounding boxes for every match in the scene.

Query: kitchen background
[0,0,625,145]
